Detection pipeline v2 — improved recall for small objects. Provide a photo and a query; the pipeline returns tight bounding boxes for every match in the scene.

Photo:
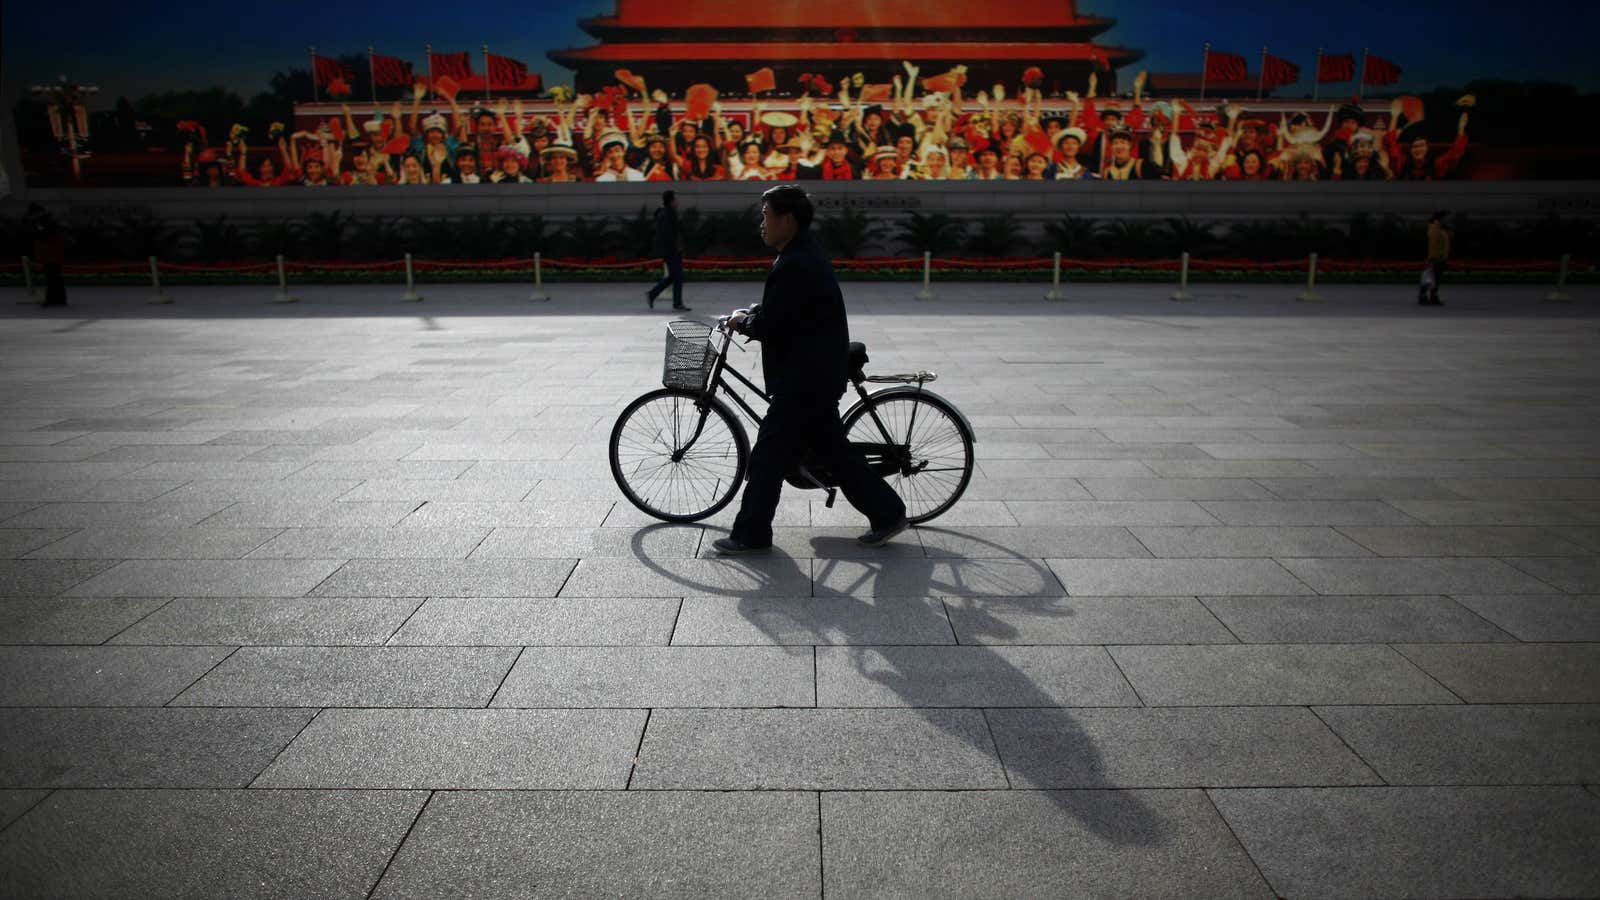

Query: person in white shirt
[593,131,645,182]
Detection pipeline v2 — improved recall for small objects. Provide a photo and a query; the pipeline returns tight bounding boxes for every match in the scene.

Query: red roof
[551,41,1141,63]
[596,0,1095,29]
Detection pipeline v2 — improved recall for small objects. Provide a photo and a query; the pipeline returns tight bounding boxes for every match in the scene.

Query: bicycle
[609,315,977,524]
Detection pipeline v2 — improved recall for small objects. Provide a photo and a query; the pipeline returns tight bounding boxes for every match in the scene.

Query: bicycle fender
[844,386,978,444]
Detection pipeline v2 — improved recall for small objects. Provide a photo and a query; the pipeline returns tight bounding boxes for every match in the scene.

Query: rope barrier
[0,256,1588,278]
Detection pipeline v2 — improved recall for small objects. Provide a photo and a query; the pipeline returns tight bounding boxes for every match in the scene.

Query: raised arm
[1435,111,1470,177]
[447,95,464,140]
[1312,104,1337,142]
[408,83,424,134]
[341,103,359,144]
[503,99,521,142]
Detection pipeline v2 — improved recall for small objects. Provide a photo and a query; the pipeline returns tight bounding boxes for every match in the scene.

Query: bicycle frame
[677,323,920,479]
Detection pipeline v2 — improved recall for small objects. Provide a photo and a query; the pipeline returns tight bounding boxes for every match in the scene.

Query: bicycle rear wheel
[844,392,974,524]
[610,388,749,523]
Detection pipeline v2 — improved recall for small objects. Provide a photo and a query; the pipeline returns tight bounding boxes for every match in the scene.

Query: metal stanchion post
[147,256,171,304]
[528,251,549,301]
[1044,251,1066,301]
[18,256,41,304]
[400,252,423,302]
[916,250,935,300]
[1170,252,1194,301]
[271,254,299,303]
[1296,252,1322,301]
[1545,254,1572,302]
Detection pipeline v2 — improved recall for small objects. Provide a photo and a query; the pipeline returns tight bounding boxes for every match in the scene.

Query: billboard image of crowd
[7,1,1596,189]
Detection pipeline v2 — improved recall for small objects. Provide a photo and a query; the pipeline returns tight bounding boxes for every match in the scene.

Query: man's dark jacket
[651,206,683,257]
[742,229,850,403]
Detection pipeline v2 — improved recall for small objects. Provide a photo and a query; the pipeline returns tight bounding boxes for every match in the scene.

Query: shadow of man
[628,523,1166,848]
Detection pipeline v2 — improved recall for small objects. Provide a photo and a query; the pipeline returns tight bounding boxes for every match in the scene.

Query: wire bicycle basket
[661,319,717,391]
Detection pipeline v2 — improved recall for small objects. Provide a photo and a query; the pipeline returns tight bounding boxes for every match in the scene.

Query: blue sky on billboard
[3,0,1595,105]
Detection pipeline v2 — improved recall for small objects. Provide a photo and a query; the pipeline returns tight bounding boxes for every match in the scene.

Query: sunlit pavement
[1,281,1597,898]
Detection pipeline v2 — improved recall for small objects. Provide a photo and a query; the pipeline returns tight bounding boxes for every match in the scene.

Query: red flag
[1262,54,1301,88]
[487,52,530,89]
[429,51,473,81]
[1363,54,1403,86]
[859,83,893,102]
[312,54,353,89]
[1204,51,1248,83]
[685,84,718,121]
[745,67,776,94]
[614,68,646,94]
[1318,53,1356,83]
[371,54,413,87]
[432,75,461,101]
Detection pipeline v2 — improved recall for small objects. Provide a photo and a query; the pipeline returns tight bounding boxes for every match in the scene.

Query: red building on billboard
[548,0,1143,95]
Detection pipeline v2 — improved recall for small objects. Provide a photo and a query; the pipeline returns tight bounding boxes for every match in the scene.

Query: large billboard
[6,0,1597,188]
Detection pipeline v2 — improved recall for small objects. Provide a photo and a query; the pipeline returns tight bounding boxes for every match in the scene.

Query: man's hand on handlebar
[723,308,752,332]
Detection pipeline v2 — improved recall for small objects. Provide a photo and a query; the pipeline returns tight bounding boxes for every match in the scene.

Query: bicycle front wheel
[610,388,749,522]
[844,391,974,524]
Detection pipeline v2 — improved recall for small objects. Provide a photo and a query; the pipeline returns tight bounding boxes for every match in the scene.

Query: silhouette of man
[713,185,909,554]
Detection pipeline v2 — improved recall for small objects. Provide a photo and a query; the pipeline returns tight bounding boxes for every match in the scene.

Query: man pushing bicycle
[713,185,910,554]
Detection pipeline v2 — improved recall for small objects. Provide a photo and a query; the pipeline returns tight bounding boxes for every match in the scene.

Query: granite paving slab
[823,789,1273,899]
[1314,704,1600,785]
[170,646,520,707]
[0,707,315,788]
[0,645,233,706]
[1210,786,1600,899]
[987,706,1380,788]
[0,788,428,899]
[370,791,820,900]
[253,708,644,789]
[631,708,1008,790]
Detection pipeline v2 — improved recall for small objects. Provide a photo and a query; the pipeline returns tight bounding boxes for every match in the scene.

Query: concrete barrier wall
[10,180,1600,227]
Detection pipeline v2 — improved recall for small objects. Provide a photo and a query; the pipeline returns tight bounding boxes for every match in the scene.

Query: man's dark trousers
[730,396,906,548]
[647,254,684,307]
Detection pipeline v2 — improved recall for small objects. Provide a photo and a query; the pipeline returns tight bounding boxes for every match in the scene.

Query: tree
[1040,214,1104,258]
[817,208,886,259]
[892,212,967,256]
[1154,217,1219,256]
[964,213,1023,258]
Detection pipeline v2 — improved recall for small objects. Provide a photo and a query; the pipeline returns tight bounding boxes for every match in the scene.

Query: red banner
[1204,50,1248,83]
[429,51,473,80]
[1318,53,1356,83]
[371,54,413,87]
[487,52,535,89]
[1262,54,1301,88]
[1363,54,1403,86]
[312,55,352,89]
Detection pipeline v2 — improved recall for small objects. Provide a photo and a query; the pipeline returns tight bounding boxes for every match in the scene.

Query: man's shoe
[712,537,771,556]
[673,303,691,311]
[645,290,656,310]
[857,516,910,548]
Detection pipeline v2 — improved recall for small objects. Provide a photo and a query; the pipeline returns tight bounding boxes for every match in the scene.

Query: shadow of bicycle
[627,522,1165,848]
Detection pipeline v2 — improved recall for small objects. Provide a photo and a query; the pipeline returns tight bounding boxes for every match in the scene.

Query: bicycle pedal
[824,488,837,509]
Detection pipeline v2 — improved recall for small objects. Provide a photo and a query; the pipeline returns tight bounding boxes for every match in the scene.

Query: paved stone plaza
[0,281,1597,898]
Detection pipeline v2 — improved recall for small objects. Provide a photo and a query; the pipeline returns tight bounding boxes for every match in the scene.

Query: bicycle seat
[848,342,869,382]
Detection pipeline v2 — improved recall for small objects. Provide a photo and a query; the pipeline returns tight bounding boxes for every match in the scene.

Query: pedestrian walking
[713,185,909,554]
[1421,210,1451,306]
[645,189,689,311]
